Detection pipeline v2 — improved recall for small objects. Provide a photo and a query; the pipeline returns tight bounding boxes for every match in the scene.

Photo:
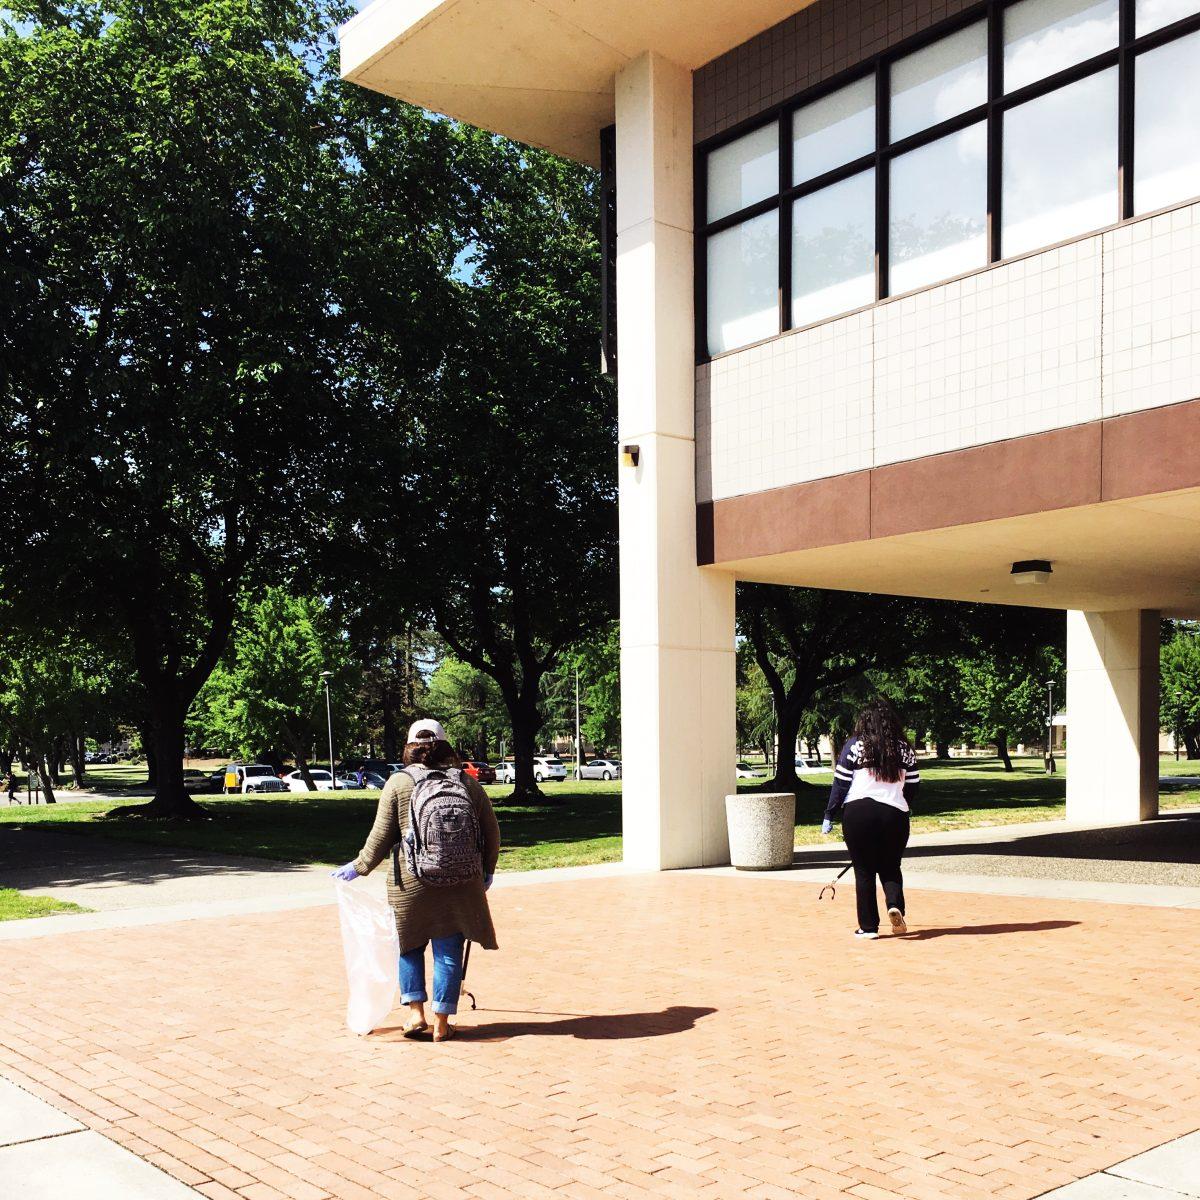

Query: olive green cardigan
[352,769,500,952]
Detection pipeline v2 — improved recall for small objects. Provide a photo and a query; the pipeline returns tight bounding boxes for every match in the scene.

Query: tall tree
[347,137,617,803]
[189,589,356,784]
[740,583,1064,789]
[1160,622,1200,759]
[0,0,464,815]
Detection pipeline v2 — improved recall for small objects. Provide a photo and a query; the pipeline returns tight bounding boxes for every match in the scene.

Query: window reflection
[707,124,779,223]
[890,124,987,294]
[1136,32,1200,213]
[1137,0,1200,35]
[793,76,875,184]
[1004,0,1118,91]
[1003,68,1118,257]
[707,212,779,355]
[891,23,988,142]
[791,171,876,327]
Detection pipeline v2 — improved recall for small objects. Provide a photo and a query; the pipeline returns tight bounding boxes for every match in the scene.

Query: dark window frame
[695,0,1200,363]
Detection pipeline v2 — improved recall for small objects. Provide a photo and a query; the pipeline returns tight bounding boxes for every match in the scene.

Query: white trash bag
[335,877,399,1035]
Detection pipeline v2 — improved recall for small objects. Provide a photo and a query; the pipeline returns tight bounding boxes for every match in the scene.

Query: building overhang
[699,399,1200,618]
[338,0,813,166]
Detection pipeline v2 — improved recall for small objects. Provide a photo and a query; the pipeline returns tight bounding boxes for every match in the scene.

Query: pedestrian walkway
[0,1076,199,1199]
[1039,1131,1200,1197]
[2,872,1199,1199]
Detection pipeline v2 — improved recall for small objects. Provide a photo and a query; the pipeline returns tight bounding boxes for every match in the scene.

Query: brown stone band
[697,397,1200,565]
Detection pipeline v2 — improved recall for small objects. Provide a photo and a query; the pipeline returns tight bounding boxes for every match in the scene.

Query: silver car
[576,758,622,780]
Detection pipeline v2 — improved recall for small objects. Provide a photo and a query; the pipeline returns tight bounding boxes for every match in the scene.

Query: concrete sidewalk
[0,1076,199,1199]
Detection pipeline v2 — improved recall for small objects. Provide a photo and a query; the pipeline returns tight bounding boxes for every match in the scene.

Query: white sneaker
[887,907,907,934]
[853,929,879,940]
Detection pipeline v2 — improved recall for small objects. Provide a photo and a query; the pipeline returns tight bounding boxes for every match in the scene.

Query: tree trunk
[295,748,317,792]
[996,728,1013,771]
[935,739,950,760]
[508,701,550,804]
[114,703,208,819]
[35,753,56,804]
[1184,726,1200,759]
[69,733,87,789]
[766,698,803,792]
[382,690,398,763]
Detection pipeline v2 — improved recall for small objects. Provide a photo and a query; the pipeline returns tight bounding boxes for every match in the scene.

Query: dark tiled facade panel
[694,0,978,143]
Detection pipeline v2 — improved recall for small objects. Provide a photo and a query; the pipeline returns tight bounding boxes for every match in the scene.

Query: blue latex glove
[483,873,494,892]
[821,818,834,835]
[332,862,359,881]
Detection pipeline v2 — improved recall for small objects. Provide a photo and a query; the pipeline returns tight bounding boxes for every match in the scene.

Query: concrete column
[615,52,736,870]
[1066,609,1160,824]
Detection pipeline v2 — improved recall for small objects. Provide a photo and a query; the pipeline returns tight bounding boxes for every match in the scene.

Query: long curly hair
[852,697,909,783]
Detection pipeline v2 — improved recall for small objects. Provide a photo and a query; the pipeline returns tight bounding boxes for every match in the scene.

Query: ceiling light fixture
[1011,559,1053,586]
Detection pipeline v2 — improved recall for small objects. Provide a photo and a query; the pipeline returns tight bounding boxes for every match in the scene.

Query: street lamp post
[574,665,582,782]
[320,671,336,790]
[1044,679,1056,775]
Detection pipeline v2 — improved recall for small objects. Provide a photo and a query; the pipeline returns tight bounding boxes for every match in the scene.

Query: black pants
[842,799,910,933]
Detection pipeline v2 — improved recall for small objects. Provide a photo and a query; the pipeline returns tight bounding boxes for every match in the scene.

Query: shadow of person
[901,919,1079,940]
[373,1005,715,1044]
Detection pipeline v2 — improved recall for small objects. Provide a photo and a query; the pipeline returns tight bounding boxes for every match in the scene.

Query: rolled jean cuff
[400,990,428,1005]
[431,999,458,1016]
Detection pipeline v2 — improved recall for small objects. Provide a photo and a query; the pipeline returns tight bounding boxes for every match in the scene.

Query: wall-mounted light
[621,444,640,468]
[1011,559,1053,586]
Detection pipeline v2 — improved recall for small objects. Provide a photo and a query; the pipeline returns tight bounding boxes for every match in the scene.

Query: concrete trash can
[725,792,796,870]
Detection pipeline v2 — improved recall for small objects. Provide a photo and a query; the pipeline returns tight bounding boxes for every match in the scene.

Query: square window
[791,170,876,326]
[1004,0,1118,92]
[793,75,874,185]
[891,22,988,142]
[707,212,779,355]
[890,123,988,293]
[1002,69,1118,258]
[707,123,780,223]
[1135,31,1200,214]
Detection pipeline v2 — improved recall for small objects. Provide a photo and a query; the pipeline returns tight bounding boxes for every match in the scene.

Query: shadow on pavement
[795,811,1200,869]
[0,826,316,892]
[373,1005,717,1043]
[898,920,1080,940]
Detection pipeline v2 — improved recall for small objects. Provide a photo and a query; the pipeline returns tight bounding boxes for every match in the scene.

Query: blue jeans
[399,934,465,1015]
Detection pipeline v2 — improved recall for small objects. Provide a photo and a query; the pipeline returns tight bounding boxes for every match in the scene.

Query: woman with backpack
[820,697,920,940]
[332,719,500,1041]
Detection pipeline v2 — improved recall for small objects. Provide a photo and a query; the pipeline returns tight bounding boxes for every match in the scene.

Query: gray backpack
[401,766,483,887]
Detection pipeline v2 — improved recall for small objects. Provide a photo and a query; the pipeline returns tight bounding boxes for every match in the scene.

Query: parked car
[795,757,825,774]
[335,772,364,790]
[461,760,497,784]
[224,764,289,794]
[338,759,392,781]
[494,760,516,784]
[577,758,622,780]
[182,768,211,794]
[734,762,762,779]
[533,756,567,783]
[282,768,340,793]
[360,770,389,789]
[209,767,230,793]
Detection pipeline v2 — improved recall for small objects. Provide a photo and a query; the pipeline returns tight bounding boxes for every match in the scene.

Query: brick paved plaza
[2,872,1198,1200]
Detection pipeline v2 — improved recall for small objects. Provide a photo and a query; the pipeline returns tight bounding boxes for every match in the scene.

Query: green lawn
[0,888,89,922]
[2,757,1196,871]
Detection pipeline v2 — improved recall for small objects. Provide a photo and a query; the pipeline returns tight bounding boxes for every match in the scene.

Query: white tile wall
[1103,203,1200,418]
[697,199,1200,503]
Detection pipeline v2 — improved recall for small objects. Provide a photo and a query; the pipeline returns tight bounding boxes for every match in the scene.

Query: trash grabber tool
[818,863,853,901]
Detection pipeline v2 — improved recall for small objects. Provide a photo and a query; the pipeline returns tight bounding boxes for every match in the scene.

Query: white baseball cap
[406,718,447,743]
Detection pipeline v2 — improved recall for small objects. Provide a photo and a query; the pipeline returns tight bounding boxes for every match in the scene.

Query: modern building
[341,0,1200,868]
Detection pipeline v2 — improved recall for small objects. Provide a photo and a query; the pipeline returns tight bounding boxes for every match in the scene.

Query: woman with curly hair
[821,697,920,939]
